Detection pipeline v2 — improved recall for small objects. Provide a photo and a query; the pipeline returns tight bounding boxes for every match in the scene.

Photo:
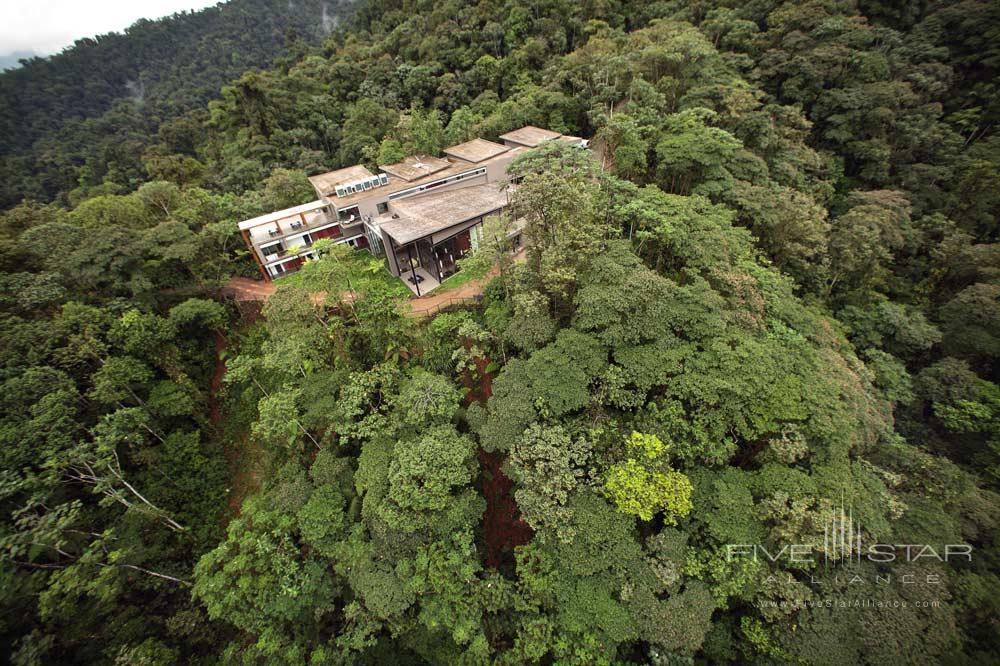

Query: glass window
[377,202,388,214]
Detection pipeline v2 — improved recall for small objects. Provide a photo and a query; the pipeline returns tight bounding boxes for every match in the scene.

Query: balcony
[253,209,337,250]
[259,226,361,266]
[337,209,364,231]
[262,243,315,265]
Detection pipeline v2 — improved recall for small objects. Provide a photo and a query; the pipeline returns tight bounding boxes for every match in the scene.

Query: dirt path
[463,351,532,570]
[222,250,525,318]
[478,449,533,570]
[405,279,488,316]
[224,271,491,316]
[222,277,276,301]
[207,326,264,518]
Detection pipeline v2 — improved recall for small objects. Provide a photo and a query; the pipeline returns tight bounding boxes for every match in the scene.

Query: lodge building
[237,126,587,295]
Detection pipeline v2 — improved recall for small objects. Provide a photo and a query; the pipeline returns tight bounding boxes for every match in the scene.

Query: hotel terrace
[237,126,588,295]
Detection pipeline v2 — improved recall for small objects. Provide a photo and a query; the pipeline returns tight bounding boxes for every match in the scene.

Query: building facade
[237,126,587,293]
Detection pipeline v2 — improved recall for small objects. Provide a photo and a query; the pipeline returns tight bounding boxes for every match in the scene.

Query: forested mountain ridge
[0,0,356,208]
[1,0,1000,663]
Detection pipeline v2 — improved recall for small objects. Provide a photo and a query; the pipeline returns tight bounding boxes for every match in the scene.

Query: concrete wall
[390,172,489,203]
[382,228,403,276]
[484,153,518,181]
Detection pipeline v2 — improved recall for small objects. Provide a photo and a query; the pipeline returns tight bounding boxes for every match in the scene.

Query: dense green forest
[1,0,999,663]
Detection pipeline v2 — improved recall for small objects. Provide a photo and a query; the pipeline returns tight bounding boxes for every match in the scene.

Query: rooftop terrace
[299,125,575,210]
[316,145,525,208]
[377,184,510,244]
[237,199,329,232]
[499,125,562,147]
[380,154,451,181]
[443,138,509,163]
[308,165,376,198]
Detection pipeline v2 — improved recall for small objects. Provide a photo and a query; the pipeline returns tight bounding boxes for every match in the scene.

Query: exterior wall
[354,197,382,219]
[246,206,333,245]
[484,153,517,181]
[243,205,341,278]
[337,233,368,250]
[248,217,365,280]
[388,171,489,201]
[325,150,518,224]
[382,227,403,276]
[329,192,384,220]
[248,222,282,244]
[266,252,312,278]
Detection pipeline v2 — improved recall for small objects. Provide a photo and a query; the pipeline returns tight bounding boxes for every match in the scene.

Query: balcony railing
[262,243,316,264]
[254,210,336,249]
[338,213,364,228]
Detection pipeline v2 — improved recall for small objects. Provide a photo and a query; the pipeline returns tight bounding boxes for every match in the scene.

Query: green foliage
[605,460,693,523]
[390,370,462,430]
[3,0,1000,661]
[604,433,693,523]
[252,388,307,452]
[655,108,742,196]
[508,423,591,540]
[297,485,348,558]
[0,0,344,207]
[193,486,336,635]
[380,425,478,529]
[474,358,538,453]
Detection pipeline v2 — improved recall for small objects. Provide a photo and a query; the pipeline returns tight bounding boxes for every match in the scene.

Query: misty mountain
[0,0,356,206]
[0,50,39,71]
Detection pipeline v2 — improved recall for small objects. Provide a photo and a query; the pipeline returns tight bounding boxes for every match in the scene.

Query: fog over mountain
[1,0,221,55]
[0,50,36,70]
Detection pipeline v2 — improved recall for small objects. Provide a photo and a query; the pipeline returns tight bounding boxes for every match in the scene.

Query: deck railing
[406,294,483,317]
[254,211,336,249]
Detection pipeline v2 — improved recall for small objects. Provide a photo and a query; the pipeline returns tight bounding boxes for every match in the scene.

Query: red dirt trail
[464,352,533,570]
[207,328,262,517]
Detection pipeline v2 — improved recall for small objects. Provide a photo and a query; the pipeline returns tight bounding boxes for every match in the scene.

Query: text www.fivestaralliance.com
[753,599,942,610]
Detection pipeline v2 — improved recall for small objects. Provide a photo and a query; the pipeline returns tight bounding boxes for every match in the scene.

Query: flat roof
[238,200,329,231]
[378,185,509,245]
[330,145,526,208]
[443,138,509,163]
[380,154,451,182]
[308,165,376,197]
[498,125,561,147]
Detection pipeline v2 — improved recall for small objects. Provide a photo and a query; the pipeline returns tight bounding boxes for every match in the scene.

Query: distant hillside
[0,0,355,207]
[0,50,38,71]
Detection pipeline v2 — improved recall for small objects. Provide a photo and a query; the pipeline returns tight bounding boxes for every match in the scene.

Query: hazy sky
[1,0,221,55]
